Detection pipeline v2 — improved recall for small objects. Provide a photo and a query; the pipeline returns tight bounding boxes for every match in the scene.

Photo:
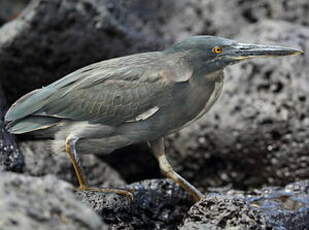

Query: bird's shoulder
[62,51,192,91]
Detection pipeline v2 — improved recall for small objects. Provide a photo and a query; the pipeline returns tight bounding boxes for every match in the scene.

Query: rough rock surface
[180,195,268,230]
[77,179,192,230]
[180,180,309,230]
[235,0,309,26]
[166,20,309,190]
[105,0,309,43]
[76,179,309,229]
[251,180,309,230]
[0,172,107,230]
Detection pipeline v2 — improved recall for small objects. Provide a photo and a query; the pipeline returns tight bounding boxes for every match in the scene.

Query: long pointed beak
[228,43,304,60]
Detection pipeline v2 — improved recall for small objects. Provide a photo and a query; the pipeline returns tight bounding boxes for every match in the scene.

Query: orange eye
[212,46,223,54]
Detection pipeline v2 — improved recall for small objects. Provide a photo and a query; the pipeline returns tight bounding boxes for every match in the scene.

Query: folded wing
[5,53,185,133]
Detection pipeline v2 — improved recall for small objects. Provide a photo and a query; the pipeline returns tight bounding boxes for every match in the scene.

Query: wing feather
[40,69,171,125]
[5,52,191,127]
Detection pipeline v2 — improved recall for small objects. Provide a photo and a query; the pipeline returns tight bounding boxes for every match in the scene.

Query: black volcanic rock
[180,180,309,230]
[180,195,268,230]
[77,179,192,230]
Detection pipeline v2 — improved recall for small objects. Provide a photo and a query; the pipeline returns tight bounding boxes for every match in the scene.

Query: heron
[5,36,303,202]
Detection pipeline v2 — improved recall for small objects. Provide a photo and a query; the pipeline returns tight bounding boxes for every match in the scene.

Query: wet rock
[77,179,192,230]
[20,140,126,187]
[180,180,309,230]
[249,180,309,230]
[0,172,107,230]
[166,20,309,190]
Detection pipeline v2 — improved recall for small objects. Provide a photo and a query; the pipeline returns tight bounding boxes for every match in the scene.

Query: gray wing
[6,53,187,127]
[37,68,172,125]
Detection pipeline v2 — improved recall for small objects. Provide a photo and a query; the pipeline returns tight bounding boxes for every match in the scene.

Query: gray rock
[77,179,192,230]
[166,20,309,190]
[0,172,107,230]
[180,195,268,230]
[117,0,309,43]
[235,0,309,26]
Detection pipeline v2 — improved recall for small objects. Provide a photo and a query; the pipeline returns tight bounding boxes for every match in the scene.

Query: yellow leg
[65,135,133,199]
[149,138,204,202]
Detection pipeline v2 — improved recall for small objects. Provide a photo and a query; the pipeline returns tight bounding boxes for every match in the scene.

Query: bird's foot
[77,186,135,200]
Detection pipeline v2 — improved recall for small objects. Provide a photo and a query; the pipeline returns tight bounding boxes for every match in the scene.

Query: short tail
[6,116,61,134]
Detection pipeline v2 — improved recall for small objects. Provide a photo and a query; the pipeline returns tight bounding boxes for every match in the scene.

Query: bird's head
[165,36,303,73]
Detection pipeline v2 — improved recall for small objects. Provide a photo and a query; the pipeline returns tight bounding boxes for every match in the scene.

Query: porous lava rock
[77,179,192,230]
[0,172,107,230]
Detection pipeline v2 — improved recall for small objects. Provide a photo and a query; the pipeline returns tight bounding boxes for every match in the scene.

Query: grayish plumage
[5,36,303,201]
